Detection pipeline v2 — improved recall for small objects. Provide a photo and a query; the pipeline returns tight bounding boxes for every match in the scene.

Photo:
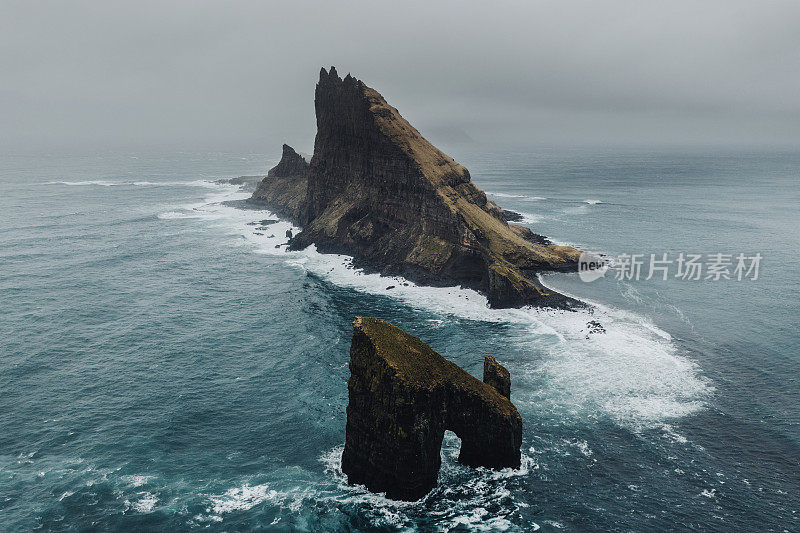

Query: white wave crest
[518,212,545,224]
[318,444,531,530]
[125,492,158,513]
[46,180,116,186]
[488,191,547,201]
[208,483,279,514]
[157,184,711,430]
[121,474,156,487]
[488,192,527,198]
[46,179,230,189]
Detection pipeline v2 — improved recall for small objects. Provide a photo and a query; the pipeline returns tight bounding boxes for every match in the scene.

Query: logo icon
[578,251,608,282]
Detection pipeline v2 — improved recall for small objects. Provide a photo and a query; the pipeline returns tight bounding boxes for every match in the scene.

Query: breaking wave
[156,183,711,431]
[45,179,224,188]
[487,191,547,201]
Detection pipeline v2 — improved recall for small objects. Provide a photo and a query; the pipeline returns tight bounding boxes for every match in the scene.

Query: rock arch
[341,317,522,501]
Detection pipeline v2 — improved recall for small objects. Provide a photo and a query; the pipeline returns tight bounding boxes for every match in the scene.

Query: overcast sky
[2,0,799,152]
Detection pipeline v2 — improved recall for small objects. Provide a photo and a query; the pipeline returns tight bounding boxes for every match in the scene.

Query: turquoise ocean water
[1,147,798,531]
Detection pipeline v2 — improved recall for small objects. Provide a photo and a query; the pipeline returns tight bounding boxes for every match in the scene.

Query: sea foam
[158,182,711,430]
[487,191,547,201]
[46,179,224,188]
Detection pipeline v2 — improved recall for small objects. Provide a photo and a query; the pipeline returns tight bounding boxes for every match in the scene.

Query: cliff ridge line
[251,67,583,308]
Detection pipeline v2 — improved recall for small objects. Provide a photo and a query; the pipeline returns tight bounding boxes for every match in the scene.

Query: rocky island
[342,317,522,501]
[248,67,581,308]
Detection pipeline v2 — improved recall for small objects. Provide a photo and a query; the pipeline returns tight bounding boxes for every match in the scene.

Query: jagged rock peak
[319,66,344,86]
[292,68,582,308]
[267,144,309,179]
[248,144,309,222]
[341,317,522,501]
[254,68,582,308]
[312,66,471,191]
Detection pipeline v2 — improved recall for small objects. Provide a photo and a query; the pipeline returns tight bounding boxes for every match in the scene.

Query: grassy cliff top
[355,75,581,269]
[354,317,518,416]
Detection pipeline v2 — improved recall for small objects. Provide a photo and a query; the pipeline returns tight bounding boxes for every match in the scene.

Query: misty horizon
[2,1,799,153]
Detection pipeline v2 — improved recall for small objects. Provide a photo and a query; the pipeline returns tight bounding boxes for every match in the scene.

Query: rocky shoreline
[246,67,582,309]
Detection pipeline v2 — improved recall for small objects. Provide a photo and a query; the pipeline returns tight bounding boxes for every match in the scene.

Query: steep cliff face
[248,144,309,222]
[255,67,582,308]
[483,354,511,399]
[341,317,522,501]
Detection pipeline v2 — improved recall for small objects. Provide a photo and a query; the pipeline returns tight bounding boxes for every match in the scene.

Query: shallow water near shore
[1,147,798,531]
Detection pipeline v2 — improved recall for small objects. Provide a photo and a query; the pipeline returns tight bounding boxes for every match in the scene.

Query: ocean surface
[1,146,798,531]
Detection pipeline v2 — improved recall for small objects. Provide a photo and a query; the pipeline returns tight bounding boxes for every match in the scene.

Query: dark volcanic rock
[268,143,309,178]
[501,209,524,222]
[223,175,266,189]
[254,67,582,308]
[248,144,309,222]
[586,320,606,337]
[483,354,511,399]
[341,317,522,501]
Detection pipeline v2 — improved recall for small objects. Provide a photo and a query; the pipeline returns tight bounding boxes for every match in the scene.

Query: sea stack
[251,67,582,308]
[341,317,522,501]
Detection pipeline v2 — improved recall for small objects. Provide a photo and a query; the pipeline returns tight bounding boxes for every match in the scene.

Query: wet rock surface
[219,175,265,189]
[247,219,279,226]
[586,320,606,336]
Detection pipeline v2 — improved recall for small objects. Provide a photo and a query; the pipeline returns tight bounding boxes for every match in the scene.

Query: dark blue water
[1,147,798,531]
